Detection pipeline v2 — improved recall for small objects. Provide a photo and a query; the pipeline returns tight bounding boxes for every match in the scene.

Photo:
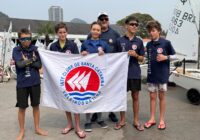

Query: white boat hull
[171,69,200,90]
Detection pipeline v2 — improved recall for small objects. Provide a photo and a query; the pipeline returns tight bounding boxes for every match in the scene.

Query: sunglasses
[129,23,139,27]
[19,37,32,42]
[99,17,109,21]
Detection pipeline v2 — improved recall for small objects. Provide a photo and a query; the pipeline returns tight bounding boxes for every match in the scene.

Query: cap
[98,12,108,18]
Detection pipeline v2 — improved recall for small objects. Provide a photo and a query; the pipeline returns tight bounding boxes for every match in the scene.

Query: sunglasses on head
[99,17,109,21]
[19,37,32,42]
[129,23,139,27]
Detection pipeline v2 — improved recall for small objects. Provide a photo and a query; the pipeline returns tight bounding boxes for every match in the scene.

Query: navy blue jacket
[116,36,145,79]
[87,27,120,53]
[12,45,41,88]
[147,38,176,84]
[50,40,79,54]
[81,39,109,54]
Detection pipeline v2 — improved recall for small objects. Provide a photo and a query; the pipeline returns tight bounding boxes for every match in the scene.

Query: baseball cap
[98,12,108,19]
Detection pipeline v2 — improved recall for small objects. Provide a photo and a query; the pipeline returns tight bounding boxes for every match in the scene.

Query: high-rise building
[48,6,63,22]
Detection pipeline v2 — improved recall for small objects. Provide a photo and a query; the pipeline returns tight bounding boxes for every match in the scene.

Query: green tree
[37,22,55,48]
[117,13,154,38]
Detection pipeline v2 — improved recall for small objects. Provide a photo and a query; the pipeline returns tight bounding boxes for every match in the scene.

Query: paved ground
[0,79,200,140]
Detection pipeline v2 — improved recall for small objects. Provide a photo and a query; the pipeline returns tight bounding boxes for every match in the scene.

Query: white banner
[39,49,129,113]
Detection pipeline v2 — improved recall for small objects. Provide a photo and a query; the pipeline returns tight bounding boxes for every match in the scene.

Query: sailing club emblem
[60,62,104,105]
[132,44,138,50]
[65,50,71,54]
[109,39,113,44]
[157,48,163,54]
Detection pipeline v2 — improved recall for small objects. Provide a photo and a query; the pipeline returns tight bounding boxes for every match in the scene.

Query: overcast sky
[0,0,180,30]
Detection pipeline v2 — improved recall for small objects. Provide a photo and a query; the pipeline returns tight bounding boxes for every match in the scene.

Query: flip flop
[61,127,74,134]
[114,122,126,130]
[75,130,86,139]
[158,123,166,130]
[133,124,144,131]
[144,122,156,129]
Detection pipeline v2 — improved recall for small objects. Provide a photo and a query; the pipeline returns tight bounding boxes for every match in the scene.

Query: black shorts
[16,84,41,108]
[127,79,141,92]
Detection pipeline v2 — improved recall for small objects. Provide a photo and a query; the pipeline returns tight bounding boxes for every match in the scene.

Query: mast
[1,30,6,82]
[197,12,200,69]
[188,0,200,69]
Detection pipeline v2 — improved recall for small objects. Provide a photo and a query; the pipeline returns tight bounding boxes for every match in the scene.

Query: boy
[144,20,176,130]
[50,22,86,138]
[114,16,145,131]
[13,28,48,140]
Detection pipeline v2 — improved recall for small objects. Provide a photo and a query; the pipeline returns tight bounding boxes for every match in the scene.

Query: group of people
[12,12,176,140]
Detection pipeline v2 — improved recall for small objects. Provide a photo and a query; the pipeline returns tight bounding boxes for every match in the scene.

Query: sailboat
[167,0,200,105]
[0,22,14,82]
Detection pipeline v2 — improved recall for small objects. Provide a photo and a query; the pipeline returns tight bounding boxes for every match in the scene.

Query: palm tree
[37,22,55,49]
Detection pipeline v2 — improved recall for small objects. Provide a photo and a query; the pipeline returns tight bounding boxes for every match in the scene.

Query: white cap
[98,12,108,18]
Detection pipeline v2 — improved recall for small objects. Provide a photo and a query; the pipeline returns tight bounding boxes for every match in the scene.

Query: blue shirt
[81,39,109,54]
[116,36,145,79]
[87,27,120,53]
[146,38,176,84]
[12,45,41,88]
[50,40,79,54]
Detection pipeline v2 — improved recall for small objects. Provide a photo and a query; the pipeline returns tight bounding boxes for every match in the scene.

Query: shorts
[147,83,167,93]
[127,79,141,92]
[16,84,41,108]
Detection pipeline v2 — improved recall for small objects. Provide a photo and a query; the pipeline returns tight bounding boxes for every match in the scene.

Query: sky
[0,0,178,30]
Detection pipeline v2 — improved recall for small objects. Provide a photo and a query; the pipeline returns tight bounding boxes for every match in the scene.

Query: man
[88,12,120,123]
[114,16,145,131]
[12,28,48,140]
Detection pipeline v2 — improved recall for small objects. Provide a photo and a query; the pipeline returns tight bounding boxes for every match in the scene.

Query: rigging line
[188,0,199,33]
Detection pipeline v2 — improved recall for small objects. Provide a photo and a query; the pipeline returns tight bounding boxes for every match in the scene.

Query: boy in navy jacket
[114,16,145,131]
[13,28,48,140]
[144,20,176,130]
[49,22,85,138]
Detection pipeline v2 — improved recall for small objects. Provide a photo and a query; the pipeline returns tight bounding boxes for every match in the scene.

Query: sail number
[169,16,183,34]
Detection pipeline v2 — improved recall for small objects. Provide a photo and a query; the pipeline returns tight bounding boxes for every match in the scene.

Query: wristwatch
[167,55,170,60]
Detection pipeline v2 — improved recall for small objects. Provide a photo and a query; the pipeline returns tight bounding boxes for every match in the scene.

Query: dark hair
[125,16,139,24]
[146,20,162,32]
[55,22,68,33]
[90,21,101,29]
[18,28,31,38]
[98,15,108,20]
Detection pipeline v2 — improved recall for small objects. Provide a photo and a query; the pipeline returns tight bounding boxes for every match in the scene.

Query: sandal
[144,121,156,129]
[158,123,166,130]
[133,123,144,131]
[114,122,126,130]
[61,127,74,134]
[75,130,86,139]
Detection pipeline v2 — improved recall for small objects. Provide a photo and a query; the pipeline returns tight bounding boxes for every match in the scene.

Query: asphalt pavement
[0,79,200,140]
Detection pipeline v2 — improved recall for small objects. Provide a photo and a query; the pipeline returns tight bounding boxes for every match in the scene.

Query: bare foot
[16,131,24,140]
[35,128,48,136]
